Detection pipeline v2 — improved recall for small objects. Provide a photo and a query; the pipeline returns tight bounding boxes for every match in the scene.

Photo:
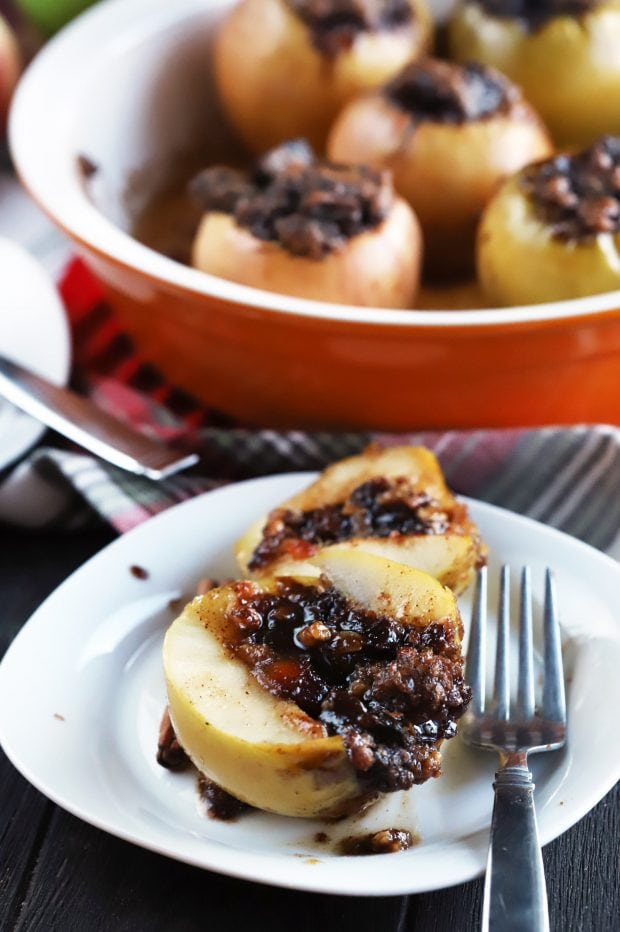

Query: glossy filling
[521,136,620,240]
[385,59,515,124]
[226,579,471,793]
[249,476,461,571]
[288,0,413,55]
[190,140,393,259]
[475,0,600,30]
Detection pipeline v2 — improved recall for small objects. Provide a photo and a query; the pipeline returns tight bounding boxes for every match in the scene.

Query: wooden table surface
[1,527,618,931]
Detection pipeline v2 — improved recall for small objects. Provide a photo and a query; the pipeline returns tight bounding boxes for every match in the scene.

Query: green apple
[15,0,97,34]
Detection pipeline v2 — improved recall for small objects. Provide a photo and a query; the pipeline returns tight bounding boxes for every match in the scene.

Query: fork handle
[482,764,550,932]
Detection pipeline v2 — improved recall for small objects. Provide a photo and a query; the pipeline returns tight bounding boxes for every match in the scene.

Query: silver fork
[461,565,567,932]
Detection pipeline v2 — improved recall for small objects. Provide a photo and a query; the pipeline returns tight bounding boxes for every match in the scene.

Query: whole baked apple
[477,136,620,305]
[448,0,620,147]
[190,140,422,308]
[328,58,552,280]
[214,0,432,153]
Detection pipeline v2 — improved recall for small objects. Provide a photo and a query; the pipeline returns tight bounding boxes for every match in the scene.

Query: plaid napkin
[8,258,620,558]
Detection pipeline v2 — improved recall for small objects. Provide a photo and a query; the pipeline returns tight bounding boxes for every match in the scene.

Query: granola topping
[190,140,393,259]
[476,1,601,31]
[249,476,460,571]
[521,137,620,240]
[385,59,516,124]
[288,0,413,56]
[226,578,470,794]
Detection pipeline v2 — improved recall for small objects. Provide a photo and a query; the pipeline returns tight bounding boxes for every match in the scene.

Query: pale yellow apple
[164,549,462,818]
[448,1,620,148]
[214,0,432,154]
[191,199,422,308]
[477,175,620,306]
[236,445,486,592]
[327,81,552,279]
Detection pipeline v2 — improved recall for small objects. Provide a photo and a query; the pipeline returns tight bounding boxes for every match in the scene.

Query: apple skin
[163,550,463,818]
[477,175,620,306]
[213,0,432,154]
[0,14,20,133]
[327,85,552,280]
[191,198,422,308]
[448,1,620,148]
[236,445,486,593]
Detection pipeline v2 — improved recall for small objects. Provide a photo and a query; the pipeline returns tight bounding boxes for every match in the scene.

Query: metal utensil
[0,354,199,480]
[461,565,567,932]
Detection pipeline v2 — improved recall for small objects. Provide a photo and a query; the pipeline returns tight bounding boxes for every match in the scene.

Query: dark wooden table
[1,527,618,931]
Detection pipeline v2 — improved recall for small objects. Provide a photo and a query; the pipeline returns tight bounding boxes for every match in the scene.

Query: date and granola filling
[475,0,601,31]
[249,476,465,571]
[226,579,471,794]
[288,0,413,56]
[190,140,393,259]
[385,59,516,124]
[521,137,620,240]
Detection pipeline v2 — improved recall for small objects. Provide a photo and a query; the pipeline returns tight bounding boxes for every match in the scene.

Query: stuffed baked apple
[163,549,470,818]
[236,445,486,593]
[214,0,432,153]
[448,1,620,147]
[190,140,422,307]
[327,58,552,279]
[478,136,620,305]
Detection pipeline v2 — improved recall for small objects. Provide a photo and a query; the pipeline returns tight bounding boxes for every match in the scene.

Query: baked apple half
[163,549,470,818]
[236,445,486,593]
[478,136,620,305]
[327,58,551,279]
[190,140,422,307]
[448,1,620,148]
[214,0,432,153]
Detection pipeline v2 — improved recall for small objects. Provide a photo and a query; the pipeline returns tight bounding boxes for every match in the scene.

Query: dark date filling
[227,579,470,794]
[190,140,392,260]
[475,0,601,31]
[385,59,516,124]
[249,477,455,571]
[521,136,620,240]
[288,0,413,56]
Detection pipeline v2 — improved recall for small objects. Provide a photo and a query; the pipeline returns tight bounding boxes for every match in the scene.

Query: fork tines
[466,565,567,751]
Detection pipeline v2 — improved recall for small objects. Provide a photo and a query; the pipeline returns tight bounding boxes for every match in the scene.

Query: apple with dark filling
[448,1,620,147]
[478,136,620,305]
[190,140,422,307]
[327,58,552,279]
[236,445,487,593]
[214,0,432,153]
[164,549,470,818]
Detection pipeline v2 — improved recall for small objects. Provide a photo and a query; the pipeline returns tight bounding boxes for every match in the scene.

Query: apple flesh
[0,14,20,133]
[236,445,486,593]
[213,0,432,154]
[191,199,422,308]
[164,550,462,818]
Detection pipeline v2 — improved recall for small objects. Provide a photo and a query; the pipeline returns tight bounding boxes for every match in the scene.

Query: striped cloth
[1,176,619,555]
[14,260,618,557]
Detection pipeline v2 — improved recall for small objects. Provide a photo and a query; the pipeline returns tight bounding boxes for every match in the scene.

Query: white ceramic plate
[0,474,619,897]
[0,237,70,472]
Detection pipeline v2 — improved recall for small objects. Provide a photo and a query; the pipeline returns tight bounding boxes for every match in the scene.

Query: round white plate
[0,475,619,897]
[0,237,71,472]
